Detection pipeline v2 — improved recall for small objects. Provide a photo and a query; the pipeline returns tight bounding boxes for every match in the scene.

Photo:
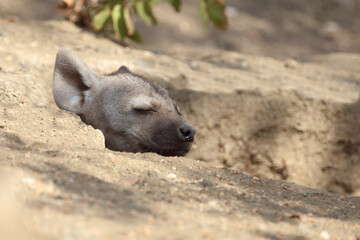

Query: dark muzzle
[177,123,196,142]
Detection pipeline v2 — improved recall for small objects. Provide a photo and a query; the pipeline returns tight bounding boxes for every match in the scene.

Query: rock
[166,173,177,180]
[21,177,35,185]
[320,231,330,240]
[201,179,214,187]
[284,59,298,68]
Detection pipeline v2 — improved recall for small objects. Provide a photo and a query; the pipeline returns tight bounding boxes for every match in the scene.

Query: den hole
[166,83,360,196]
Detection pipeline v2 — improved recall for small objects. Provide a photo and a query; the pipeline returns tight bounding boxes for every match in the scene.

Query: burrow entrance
[169,87,360,195]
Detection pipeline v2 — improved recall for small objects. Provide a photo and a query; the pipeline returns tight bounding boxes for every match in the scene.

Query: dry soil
[1,0,360,239]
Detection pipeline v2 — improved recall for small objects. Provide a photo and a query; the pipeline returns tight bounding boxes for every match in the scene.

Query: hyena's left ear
[53,48,97,114]
[113,65,132,74]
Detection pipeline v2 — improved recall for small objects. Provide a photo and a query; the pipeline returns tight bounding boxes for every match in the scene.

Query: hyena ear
[113,65,132,74]
[53,48,97,113]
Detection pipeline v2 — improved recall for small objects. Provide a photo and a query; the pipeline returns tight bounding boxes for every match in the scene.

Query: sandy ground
[1,0,360,239]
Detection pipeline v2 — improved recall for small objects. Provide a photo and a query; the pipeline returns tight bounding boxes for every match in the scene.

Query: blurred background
[1,0,360,59]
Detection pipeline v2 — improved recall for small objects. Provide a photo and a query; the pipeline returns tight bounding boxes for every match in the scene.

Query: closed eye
[133,107,157,114]
[175,105,182,116]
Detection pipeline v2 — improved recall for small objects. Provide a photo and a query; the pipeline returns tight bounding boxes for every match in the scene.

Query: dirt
[1,0,360,239]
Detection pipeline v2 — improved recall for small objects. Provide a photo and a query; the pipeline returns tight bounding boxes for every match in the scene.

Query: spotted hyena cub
[52,48,196,156]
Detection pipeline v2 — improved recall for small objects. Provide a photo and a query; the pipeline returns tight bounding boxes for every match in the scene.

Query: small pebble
[123,188,134,195]
[208,200,218,207]
[189,61,199,70]
[167,173,177,180]
[201,179,213,187]
[147,170,158,178]
[284,59,298,69]
[320,230,330,240]
[22,177,36,184]
[228,181,236,186]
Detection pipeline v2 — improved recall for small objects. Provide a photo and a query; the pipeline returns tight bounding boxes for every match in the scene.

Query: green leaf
[112,3,127,40]
[128,31,143,43]
[207,0,228,30]
[134,1,152,25]
[123,6,134,35]
[93,6,111,31]
[144,0,157,25]
[166,0,181,12]
[198,0,209,28]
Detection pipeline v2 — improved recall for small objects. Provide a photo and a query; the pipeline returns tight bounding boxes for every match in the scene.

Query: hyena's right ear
[52,48,97,113]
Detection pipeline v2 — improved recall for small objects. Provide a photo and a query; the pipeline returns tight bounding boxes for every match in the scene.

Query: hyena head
[53,48,196,156]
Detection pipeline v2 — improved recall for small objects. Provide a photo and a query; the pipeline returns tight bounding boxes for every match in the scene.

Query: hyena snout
[177,123,196,142]
[149,119,196,156]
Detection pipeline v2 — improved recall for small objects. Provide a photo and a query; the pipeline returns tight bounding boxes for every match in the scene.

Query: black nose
[177,123,196,142]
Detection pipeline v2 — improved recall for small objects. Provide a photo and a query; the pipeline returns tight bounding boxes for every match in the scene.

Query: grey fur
[53,48,196,156]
